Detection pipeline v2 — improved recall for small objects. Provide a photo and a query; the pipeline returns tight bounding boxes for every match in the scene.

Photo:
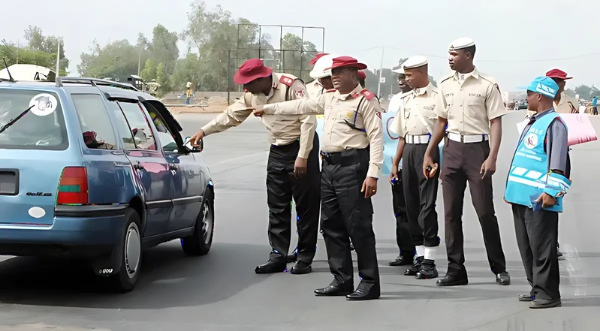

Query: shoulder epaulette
[279,75,295,87]
[325,88,336,93]
[440,72,455,83]
[478,72,498,85]
[359,89,376,101]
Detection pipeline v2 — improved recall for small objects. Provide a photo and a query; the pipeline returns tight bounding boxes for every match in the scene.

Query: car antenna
[2,58,15,82]
[55,41,63,87]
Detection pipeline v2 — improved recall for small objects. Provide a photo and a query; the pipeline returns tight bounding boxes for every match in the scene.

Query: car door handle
[133,162,145,170]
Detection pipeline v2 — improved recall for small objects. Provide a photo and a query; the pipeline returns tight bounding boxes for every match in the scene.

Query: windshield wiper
[0,105,35,134]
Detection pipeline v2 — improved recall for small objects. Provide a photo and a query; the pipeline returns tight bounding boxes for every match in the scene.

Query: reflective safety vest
[504,112,570,213]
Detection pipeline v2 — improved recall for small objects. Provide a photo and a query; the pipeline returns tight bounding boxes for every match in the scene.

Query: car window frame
[114,100,158,152]
[140,102,184,154]
[70,92,119,151]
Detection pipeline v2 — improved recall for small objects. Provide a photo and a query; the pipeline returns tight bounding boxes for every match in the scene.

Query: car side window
[71,94,118,150]
[107,101,136,150]
[116,101,157,150]
[141,103,179,153]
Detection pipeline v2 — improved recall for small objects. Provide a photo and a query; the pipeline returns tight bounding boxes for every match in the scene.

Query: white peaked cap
[310,54,336,79]
[449,37,475,50]
[403,55,428,69]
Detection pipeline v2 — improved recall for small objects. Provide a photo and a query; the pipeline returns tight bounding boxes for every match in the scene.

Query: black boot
[404,256,423,276]
[415,259,438,279]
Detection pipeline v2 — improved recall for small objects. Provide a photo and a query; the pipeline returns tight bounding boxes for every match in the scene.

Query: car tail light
[57,167,88,205]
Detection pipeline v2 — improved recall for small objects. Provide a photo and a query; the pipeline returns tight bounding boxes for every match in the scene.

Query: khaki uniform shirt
[393,82,441,138]
[554,92,579,113]
[201,73,316,159]
[262,84,384,179]
[437,68,507,135]
[306,80,325,99]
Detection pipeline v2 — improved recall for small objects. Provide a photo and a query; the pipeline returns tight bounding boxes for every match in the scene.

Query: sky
[4,0,600,92]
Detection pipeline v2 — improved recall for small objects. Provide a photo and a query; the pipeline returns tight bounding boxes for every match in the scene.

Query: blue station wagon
[0,77,215,292]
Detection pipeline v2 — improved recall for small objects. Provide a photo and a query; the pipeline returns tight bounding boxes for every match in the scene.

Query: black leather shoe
[436,273,468,286]
[389,254,414,266]
[255,261,286,274]
[416,259,438,279]
[315,283,354,296]
[496,271,511,285]
[519,292,535,302]
[291,261,312,275]
[530,298,561,309]
[286,254,297,263]
[404,256,423,276]
[346,283,380,301]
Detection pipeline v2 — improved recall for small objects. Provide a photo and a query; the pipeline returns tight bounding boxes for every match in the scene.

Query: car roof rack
[60,77,139,91]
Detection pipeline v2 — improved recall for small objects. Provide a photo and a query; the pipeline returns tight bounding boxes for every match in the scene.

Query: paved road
[0,112,599,331]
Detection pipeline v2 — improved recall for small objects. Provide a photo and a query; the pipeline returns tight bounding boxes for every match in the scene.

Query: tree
[24,26,69,74]
[78,40,139,78]
[148,24,179,75]
[155,62,168,96]
[280,33,317,82]
[140,58,157,82]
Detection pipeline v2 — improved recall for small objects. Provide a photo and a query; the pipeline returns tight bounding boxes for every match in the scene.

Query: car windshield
[0,89,68,150]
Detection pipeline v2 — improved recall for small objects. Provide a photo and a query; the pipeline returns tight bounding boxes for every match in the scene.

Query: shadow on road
[0,242,271,309]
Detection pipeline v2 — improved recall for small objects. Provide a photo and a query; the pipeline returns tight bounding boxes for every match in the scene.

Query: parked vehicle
[0,77,215,292]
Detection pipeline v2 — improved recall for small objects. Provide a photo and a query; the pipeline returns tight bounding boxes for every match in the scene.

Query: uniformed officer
[306,53,330,99]
[546,69,579,114]
[190,59,321,275]
[422,38,510,286]
[358,70,366,87]
[388,68,417,267]
[391,56,442,279]
[253,56,384,301]
[505,76,570,309]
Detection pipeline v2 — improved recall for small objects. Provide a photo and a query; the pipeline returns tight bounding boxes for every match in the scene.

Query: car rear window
[0,89,68,150]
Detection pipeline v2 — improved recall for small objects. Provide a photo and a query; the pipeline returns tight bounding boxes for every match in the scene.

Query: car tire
[181,189,214,256]
[110,208,143,292]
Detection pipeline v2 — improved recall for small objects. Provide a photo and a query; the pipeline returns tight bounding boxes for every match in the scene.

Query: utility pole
[377,46,385,98]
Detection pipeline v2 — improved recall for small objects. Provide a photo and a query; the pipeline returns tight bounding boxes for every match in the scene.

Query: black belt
[321,148,368,166]
[271,139,300,150]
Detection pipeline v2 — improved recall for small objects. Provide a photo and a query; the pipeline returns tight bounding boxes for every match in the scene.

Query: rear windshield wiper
[0,105,35,134]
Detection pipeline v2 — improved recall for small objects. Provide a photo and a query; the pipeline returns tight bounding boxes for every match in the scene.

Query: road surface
[0,112,598,331]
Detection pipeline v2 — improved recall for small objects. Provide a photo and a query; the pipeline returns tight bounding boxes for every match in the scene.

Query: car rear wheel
[110,208,142,292]
[181,189,214,256]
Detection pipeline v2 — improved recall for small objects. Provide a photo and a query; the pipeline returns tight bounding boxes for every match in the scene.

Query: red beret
[327,56,368,70]
[546,68,572,80]
[233,59,273,84]
[357,70,366,80]
[309,53,329,66]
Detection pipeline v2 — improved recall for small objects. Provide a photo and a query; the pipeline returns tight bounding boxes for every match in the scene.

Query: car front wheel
[181,189,214,256]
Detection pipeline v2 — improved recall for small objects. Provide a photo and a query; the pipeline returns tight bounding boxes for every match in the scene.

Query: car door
[110,98,173,237]
[142,101,203,233]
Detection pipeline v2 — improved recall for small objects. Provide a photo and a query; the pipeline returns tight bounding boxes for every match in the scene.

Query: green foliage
[0,26,69,76]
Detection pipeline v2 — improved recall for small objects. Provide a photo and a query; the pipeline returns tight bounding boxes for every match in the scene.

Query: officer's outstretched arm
[262,95,325,116]
[200,96,253,136]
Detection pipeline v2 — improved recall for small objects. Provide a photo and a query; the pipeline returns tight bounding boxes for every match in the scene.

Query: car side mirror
[184,136,202,153]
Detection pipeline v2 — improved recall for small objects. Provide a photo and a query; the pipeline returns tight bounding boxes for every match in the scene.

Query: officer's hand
[423,155,438,179]
[190,130,205,150]
[480,157,497,179]
[294,157,307,178]
[361,177,378,199]
[252,105,265,117]
[390,165,399,184]
[535,193,556,208]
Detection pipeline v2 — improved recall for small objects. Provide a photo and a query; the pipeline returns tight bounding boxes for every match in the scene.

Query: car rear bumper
[0,204,128,258]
